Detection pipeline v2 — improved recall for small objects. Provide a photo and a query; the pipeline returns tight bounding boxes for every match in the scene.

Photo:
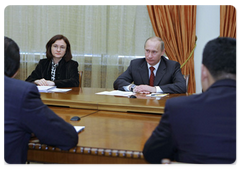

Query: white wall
[195,5,220,93]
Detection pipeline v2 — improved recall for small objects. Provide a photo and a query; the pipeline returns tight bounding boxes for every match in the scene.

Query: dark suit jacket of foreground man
[113,56,186,94]
[4,76,78,164]
[143,79,236,163]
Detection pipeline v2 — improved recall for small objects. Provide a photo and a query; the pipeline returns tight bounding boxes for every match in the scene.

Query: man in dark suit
[143,37,236,164]
[113,37,186,94]
[4,37,78,164]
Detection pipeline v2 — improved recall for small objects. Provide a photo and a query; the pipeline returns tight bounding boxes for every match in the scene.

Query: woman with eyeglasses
[26,34,79,87]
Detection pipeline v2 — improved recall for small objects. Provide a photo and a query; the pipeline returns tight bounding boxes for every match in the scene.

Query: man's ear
[201,64,216,92]
[201,64,209,92]
[201,64,208,81]
[11,69,19,78]
[161,48,166,56]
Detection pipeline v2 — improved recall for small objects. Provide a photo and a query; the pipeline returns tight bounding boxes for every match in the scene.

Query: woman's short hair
[46,34,72,62]
[4,36,20,77]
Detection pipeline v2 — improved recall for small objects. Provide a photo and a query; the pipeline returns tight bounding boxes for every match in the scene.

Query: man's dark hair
[4,36,20,77]
[202,37,236,79]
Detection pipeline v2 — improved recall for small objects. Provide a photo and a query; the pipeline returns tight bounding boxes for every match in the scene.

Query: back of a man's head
[4,36,20,77]
[202,37,236,80]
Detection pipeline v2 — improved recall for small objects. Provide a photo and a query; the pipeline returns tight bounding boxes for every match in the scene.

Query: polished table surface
[28,88,188,163]
[28,106,161,164]
[40,87,188,114]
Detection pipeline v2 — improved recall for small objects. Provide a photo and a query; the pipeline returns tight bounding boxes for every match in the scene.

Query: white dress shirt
[147,61,163,93]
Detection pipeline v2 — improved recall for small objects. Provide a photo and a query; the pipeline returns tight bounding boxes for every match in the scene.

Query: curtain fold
[147,5,196,93]
[220,5,236,38]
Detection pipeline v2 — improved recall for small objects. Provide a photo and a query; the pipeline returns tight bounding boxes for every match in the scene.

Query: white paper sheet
[96,90,134,97]
[37,86,71,93]
[74,126,85,133]
[146,93,169,97]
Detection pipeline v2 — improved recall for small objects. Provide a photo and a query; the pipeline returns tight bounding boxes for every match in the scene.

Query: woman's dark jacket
[25,58,79,87]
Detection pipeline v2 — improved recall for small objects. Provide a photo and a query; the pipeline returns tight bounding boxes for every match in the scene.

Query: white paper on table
[37,86,71,93]
[50,88,72,92]
[74,126,85,133]
[37,86,56,92]
[146,93,169,97]
[96,90,134,97]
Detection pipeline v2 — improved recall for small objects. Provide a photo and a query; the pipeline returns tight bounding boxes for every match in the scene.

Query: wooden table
[27,88,188,163]
[27,106,161,164]
[40,87,187,114]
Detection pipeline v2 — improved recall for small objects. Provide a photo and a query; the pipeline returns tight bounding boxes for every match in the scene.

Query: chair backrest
[78,71,83,87]
[183,74,189,93]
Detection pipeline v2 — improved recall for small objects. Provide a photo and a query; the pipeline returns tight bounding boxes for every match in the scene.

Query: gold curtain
[147,5,196,93]
[220,5,236,38]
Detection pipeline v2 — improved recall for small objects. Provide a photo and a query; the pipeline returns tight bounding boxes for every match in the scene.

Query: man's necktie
[149,66,155,86]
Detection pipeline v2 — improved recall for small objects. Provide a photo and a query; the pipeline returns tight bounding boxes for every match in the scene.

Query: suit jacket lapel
[139,60,149,85]
[45,59,52,80]
[154,57,166,86]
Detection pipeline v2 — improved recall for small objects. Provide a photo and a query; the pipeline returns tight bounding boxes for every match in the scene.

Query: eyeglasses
[52,44,66,51]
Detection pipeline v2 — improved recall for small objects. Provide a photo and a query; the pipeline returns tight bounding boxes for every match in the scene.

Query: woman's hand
[34,78,55,86]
